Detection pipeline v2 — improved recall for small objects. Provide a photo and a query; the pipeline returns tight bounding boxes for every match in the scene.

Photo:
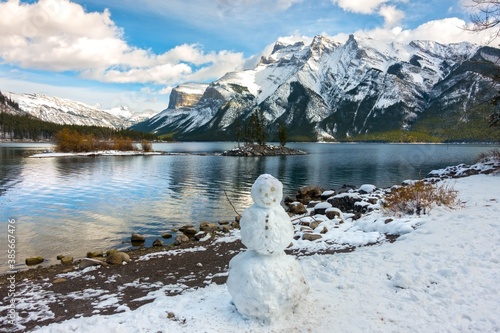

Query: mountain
[4,92,158,129]
[132,35,500,141]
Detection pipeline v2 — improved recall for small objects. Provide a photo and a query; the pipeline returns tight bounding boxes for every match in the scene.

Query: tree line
[0,91,157,142]
[234,109,288,147]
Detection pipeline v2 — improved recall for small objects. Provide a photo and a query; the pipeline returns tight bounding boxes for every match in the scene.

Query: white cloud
[332,17,499,45]
[331,0,388,14]
[379,5,405,27]
[0,0,244,85]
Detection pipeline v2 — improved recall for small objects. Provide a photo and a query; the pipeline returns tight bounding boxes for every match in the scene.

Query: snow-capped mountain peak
[132,34,499,141]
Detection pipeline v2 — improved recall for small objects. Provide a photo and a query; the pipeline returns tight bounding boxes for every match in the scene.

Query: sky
[0,0,497,112]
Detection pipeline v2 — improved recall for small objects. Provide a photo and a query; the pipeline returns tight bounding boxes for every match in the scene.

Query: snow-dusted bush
[477,148,500,163]
[383,181,458,216]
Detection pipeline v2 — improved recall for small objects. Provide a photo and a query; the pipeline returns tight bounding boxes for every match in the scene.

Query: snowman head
[251,174,283,208]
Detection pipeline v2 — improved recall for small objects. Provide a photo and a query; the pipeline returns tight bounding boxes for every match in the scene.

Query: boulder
[221,225,231,233]
[86,251,103,258]
[105,251,130,265]
[79,258,105,269]
[182,227,198,236]
[302,233,322,241]
[161,233,173,239]
[179,225,195,233]
[60,256,74,265]
[200,222,218,233]
[288,202,307,215]
[174,234,190,245]
[296,185,324,204]
[194,231,208,241]
[152,239,163,247]
[325,207,344,220]
[25,256,44,266]
[320,190,336,200]
[314,202,332,215]
[131,233,146,242]
[52,278,67,284]
[328,193,363,213]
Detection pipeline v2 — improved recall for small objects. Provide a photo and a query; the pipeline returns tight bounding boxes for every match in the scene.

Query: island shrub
[55,129,143,152]
[383,181,459,216]
[141,139,153,152]
[113,136,136,151]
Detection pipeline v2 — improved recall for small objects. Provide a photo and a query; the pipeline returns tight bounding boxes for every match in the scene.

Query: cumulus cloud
[332,17,498,45]
[0,0,244,85]
[379,5,405,28]
[331,0,388,14]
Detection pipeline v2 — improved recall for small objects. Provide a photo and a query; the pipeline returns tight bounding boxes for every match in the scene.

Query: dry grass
[477,148,500,163]
[383,181,459,216]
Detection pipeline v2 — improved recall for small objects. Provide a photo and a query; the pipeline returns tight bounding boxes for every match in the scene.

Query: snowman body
[227,174,308,323]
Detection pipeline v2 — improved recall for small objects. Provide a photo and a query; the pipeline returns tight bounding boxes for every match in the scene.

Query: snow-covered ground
[31,173,499,332]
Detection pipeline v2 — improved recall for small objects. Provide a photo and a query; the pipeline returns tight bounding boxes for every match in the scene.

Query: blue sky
[0,0,495,111]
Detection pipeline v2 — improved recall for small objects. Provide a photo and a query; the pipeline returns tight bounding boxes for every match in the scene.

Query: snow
[28,173,500,332]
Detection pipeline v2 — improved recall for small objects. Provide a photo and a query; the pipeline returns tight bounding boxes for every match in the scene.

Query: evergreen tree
[278,122,288,147]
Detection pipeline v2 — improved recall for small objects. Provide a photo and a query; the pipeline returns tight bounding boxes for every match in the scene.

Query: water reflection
[0,142,494,273]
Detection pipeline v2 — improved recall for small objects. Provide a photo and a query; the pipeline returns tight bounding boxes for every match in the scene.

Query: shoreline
[0,159,498,332]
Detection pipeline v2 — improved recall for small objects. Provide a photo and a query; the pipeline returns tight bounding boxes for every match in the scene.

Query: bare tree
[465,0,500,127]
[467,0,500,42]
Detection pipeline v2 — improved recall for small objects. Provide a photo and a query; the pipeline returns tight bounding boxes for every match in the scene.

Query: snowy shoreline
[1,160,499,332]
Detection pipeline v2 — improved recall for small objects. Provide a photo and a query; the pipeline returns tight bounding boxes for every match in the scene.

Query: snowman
[227,174,308,323]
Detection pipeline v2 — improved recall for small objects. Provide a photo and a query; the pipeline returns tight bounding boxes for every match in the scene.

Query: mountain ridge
[3,92,159,129]
[132,34,499,141]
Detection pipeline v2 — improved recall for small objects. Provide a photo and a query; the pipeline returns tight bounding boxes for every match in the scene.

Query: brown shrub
[477,148,500,163]
[113,137,136,151]
[141,139,153,152]
[383,181,459,216]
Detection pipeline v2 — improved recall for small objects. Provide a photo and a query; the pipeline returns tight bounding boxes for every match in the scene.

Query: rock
[119,252,131,263]
[320,190,336,200]
[302,233,322,241]
[179,225,195,233]
[358,184,377,194]
[86,251,103,258]
[60,256,74,265]
[200,222,218,233]
[307,200,321,209]
[174,234,190,245]
[310,221,320,230]
[320,226,328,234]
[296,185,324,204]
[131,233,146,242]
[52,278,67,284]
[288,202,307,215]
[222,225,231,233]
[106,252,124,265]
[384,218,394,224]
[161,233,173,239]
[314,202,332,215]
[182,227,198,236]
[56,254,65,260]
[231,221,240,229]
[328,193,363,213]
[79,258,105,269]
[106,251,130,265]
[25,256,44,266]
[152,239,163,247]
[325,207,343,220]
[194,231,208,241]
[218,221,230,225]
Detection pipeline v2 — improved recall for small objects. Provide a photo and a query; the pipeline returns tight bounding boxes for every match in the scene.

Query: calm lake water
[0,142,495,272]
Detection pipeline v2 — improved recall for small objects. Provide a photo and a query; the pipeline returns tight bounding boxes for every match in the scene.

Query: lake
[0,142,495,273]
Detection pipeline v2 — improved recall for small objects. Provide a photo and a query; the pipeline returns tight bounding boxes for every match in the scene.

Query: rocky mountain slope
[132,34,500,141]
[4,92,157,129]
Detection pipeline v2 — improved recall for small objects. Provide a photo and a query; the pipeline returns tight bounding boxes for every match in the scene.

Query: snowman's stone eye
[271,187,276,192]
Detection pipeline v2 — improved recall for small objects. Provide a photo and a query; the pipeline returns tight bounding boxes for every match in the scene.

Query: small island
[222,144,306,156]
